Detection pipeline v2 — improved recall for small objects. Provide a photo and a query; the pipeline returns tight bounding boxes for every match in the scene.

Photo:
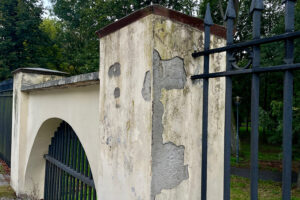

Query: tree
[0,0,49,81]
[49,0,200,74]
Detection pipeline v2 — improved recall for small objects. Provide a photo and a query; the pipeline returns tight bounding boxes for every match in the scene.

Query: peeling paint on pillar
[114,87,120,98]
[108,63,121,78]
[142,71,151,101]
[151,50,189,199]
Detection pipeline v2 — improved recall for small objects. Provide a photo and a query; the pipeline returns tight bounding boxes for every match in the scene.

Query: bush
[259,100,300,151]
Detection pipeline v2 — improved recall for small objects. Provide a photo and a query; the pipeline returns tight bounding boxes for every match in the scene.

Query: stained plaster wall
[99,15,153,200]
[11,72,100,199]
[11,72,64,194]
[99,14,226,200]
[152,16,226,200]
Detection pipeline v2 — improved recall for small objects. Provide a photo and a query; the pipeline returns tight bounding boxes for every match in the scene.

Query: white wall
[11,73,100,198]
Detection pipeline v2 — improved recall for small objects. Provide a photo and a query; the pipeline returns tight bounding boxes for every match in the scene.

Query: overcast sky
[42,0,51,8]
[41,0,52,18]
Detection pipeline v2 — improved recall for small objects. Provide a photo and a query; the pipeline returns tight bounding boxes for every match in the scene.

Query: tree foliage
[199,0,300,146]
[0,0,50,80]
[48,0,200,74]
[1,0,300,147]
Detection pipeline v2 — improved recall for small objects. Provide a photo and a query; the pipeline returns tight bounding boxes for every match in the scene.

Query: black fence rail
[191,0,299,199]
[0,79,13,166]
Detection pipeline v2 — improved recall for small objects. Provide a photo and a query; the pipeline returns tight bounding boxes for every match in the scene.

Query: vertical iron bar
[88,167,92,200]
[72,131,77,200]
[250,1,263,199]
[61,123,67,199]
[70,132,74,200]
[224,1,236,199]
[201,4,213,200]
[44,160,49,199]
[59,127,64,199]
[49,142,54,199]
[80,144,85,200]
[63,124,68,199]
[54,132,59,199]
[236,102,239,163]
[282,1,295,199]
[84,154,88,200]
[51,143,56,200]
[67,126,72,200]
[76,141,81,200]
[57,131,62,199]
[73,132,78,199]
[93,188,97,200]
[53,138,58,199]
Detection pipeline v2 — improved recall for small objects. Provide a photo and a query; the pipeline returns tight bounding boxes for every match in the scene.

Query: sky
[42,0,51,8]
[41,0,52,18]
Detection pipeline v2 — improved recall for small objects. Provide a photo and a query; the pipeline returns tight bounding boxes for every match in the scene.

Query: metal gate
[0,79,13,166]
[44,121,97,200]
[191,0,299,200]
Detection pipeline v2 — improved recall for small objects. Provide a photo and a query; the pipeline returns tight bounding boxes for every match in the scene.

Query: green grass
[232,126,300,172]
[0,186,16,198]
[231,142,285,171]
[231,175,300,200]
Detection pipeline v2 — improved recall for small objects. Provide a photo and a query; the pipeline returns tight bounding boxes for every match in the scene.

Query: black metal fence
[191,0,299,199]
[44,121,97,200]
[0,79,13,166]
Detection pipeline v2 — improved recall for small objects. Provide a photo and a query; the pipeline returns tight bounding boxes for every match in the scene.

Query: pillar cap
[96,5,226,39]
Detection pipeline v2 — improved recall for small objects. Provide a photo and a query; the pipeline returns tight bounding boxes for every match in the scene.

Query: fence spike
[204,4,214,26]
[250,0,264,13]
[224,0,236,20]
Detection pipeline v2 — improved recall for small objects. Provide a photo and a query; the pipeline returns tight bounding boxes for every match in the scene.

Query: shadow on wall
[23,118,62,199]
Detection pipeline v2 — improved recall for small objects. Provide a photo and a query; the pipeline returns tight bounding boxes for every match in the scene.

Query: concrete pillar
[97,5,227,200]
[11,68,66,196]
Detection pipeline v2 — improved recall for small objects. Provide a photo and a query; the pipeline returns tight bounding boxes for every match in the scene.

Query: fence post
[250,1,264,199]
[223,0,236,199]
[201,4,213,200]
[282,0,295,199]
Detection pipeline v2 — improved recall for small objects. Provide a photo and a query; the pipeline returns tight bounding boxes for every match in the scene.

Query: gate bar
[200,4,213,200]
[44,155,95,188]
[223,0,236,199]
[192,31,300,57]
[191,63,300,79]
[282,0,295,199]
[49,140,54,199]
[250,1,263,199]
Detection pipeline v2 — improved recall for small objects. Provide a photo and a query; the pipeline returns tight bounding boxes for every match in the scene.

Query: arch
[24,118,97,199]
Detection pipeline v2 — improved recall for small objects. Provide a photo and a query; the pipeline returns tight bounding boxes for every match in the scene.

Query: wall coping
[96,5,227,39]
[21,72,99,92]
[12,68,69,76]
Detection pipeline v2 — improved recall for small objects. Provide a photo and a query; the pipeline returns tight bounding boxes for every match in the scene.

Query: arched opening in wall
[44,121,97,200]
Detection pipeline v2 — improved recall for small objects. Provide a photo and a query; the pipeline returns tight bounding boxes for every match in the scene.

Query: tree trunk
[218,0,225,21]
[231,111,240,155]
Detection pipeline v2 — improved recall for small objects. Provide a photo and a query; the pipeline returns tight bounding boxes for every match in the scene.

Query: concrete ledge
[21,72,99,92]
[12,68,69,76]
